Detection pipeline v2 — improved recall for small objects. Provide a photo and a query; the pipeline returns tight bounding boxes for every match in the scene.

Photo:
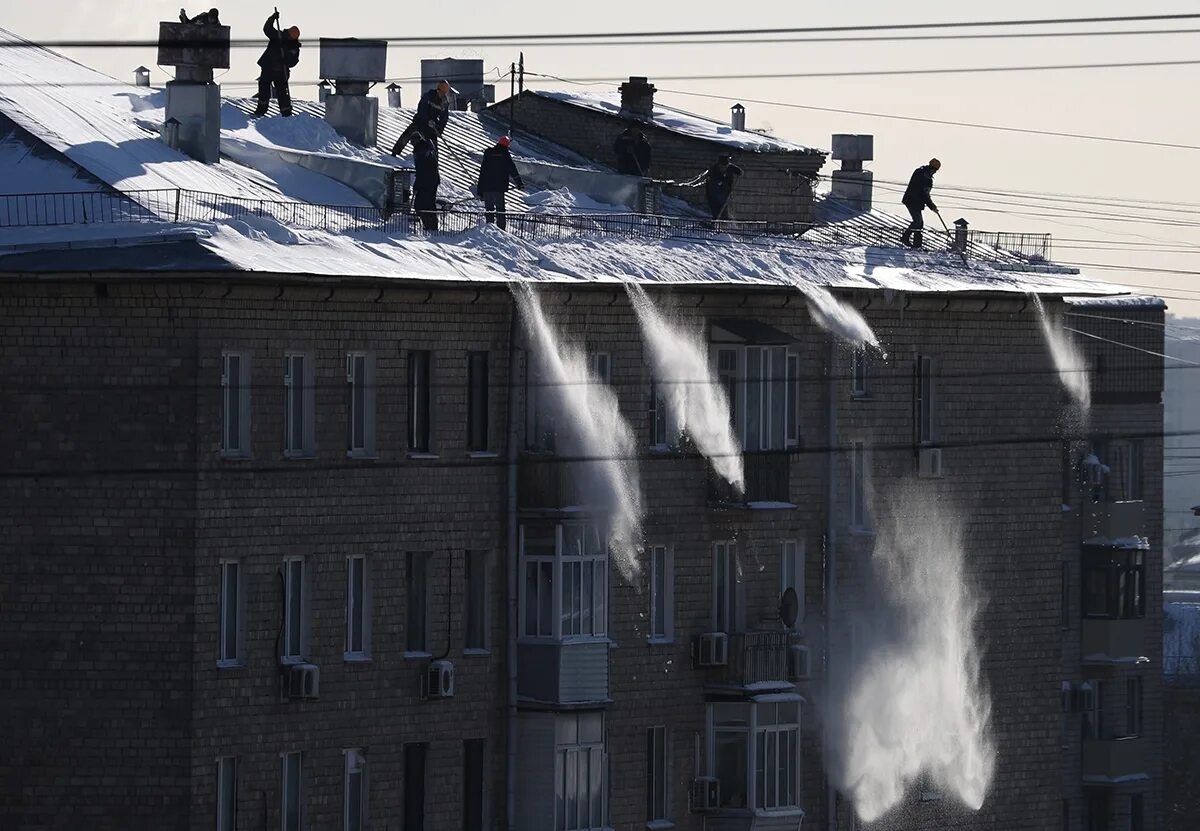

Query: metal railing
[726,631,800,687]
[710,450,795,506]
[0,186,1052,264]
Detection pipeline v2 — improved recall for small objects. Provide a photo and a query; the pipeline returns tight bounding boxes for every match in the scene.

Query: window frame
[915,354,935,446]
[218,559,244,668]
[345,555,371,662]
[849,439,870,532]
[712,541,740,634]
[281,557,308,664]
[1082,680,1105,740]
[1082,547,1146,620]
[1125,676,1143,738]
[647,725,669,823]
[221,351,252,458]
[464,550,491,653]
[281,751,303,831]
[591,351,612,386]
[343,748,367,831]
[648,379,677,451]
[555,712,607,831]
[406,551,430,655]
[217,756,238,831]
[851,347,868,398]
[284,352,316,458]
[408,350,433,454]
[754,701,801,812]
[710,344,801,451]
[707,701,802,814]
[346,352,376,459]
[467,351,490,453]
[649,544,674,643]
[519,523,608,643]
[779,541,804,623]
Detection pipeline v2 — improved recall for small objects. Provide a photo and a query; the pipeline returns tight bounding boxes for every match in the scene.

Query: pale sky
[6,0,1200,314]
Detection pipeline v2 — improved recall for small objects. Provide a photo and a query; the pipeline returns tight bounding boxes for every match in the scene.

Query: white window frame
[555,712,607,831]
[851,347,868,398]
[221,351,252,458]
[343,748,367,831]
[519,523,608,642]
[346,352,376,459]
[712,542,741,633]
[649,544,674,643]
[520,525,558,640]
[706,701,802,814]
[345,555,371,661]
[648,380,679,451]
[916,354,935,446]
[284,352,316,458]
[849,439,871,532]
[464,550,491,653]
[647,725,669,823]
[711,345,800,451]
[779,541,804,623]
[406,551,430,656]
[282,558,308,664]
[281,751,303,831]
[217,756,238,831]
[591,352,612,385]
[754,702,801,812]
[218,560,244,668]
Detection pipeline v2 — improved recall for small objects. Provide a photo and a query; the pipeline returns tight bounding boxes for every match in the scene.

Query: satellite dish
[779,587,799,629]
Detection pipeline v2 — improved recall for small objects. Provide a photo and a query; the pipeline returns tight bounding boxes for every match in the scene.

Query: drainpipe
[506,294,521,831]
[824,332,839,831]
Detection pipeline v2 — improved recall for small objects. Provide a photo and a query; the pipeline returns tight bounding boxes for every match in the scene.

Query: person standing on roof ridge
[704,153,743,221]
[391,80,452,157]
[252,10,301,118]
[412,132,441,232]
[900,158,941,249]
[476,136,524,231]
[613,122,652,177]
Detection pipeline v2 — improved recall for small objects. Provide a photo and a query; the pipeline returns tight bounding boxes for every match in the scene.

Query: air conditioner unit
[690,776,720,813]
[695,632,729,667]
[918,447,943,478]
[787,643,811,681]
[424,659,455,699]
[287,663,320,700]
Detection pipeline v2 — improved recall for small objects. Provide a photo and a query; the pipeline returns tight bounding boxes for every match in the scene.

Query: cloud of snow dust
[513,285,645,579]
[829,483,995,823]
[1032,295,1091,412]
[794,283,882,352]
[625,282,744,493]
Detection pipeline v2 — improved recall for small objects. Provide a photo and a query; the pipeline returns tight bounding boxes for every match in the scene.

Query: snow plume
[1032,294,1091,411]
[776,277,880,351]
[513,284,645,579]
[625,282,744,493]
[829,483,994,823]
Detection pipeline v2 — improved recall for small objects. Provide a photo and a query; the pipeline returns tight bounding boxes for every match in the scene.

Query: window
[1061,562,1071,629]
[345,555,370,660]
[221,351,252,457]
[1082,680,1104,740]
[522,526,556,638]
[281,751,302,831]
[346,352,376,458]
[591,352,612,385]
[1129,794,1143,831]
[780,541,804,622]
[467,352,489,452]
[648,380,678,449]
[463,740,485,831]
[217,757,237,831]
[344,749,366,831]
[849,439,869,530]
[786,352,800,445]
[1082,548,1145,619]
[716,348,738,428]
[851,347,867,397]
[915,354,934,445]
[755,701,800,810]
[1120,440,1144,501]
[561,524,607,639]
[408,350,431,453]
[284,352,315,458]
[647,726,669,822]
[282,558,307,663]
[465,550,489,651]
[713,542,740,633]
[219,560,243,667]
[555,712,606,831]
[712,703,748,809]
[407,552,429,653]
[712,345,800,451]
[1125,676,1143,737]
[526,351,559,453]
[649,545,673,641]
[404,743,427,831]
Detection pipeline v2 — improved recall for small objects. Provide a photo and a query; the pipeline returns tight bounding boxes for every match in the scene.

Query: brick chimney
[619,76,656,121]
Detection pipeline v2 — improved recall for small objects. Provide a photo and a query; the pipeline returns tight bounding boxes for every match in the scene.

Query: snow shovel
[936,210,968,266]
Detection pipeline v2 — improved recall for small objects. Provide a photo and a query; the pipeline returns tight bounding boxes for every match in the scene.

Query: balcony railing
[710,451,794,506]
[713,631,802,688]
[517,453,583,510]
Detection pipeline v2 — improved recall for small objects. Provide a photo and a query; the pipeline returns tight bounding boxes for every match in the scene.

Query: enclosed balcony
[1083,501,1146,543]
[1082,737,1149,784]
[1082,619,1148,665]
[699,630,807,692]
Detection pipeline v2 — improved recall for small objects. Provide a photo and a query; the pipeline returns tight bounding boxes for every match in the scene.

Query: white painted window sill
[219,452,252,461]
[407,452,439,460]
[646,637,674,646]
[343,653,372,664]
[463,648,492,657]
[468,451,499,459]
[283,453,316,461]
[646,821,676,831]
[404,650,432,660]
[346,451,378,461]
[279,656,305,666]
[216,659,245,670]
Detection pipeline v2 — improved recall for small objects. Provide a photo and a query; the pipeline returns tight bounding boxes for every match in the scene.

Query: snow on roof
[1063,295,1166,309]
[530,90,818,154]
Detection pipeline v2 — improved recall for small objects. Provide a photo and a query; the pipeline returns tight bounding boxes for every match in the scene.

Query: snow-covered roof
[1063,295,1167,309]
[529,90,819,154]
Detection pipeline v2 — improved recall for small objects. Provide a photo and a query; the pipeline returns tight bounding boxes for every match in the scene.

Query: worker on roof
[252,10,301,118]
[613,123,652,177]
[179,7,221,25]
[476,136,525,231]
[391,81,452,157]
[901,158,941,249]
[412,132,441,232]
[705,154,743,221]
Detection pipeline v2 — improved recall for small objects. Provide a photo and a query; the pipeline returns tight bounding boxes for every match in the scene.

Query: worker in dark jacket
[252,11,301,118]
[900,158,941,248]
[412,132,441,232]
[705,154,743,220]
[613,124,652,176]
[476,136,524,230]
[179,7,221,24]
[392,81,452,157]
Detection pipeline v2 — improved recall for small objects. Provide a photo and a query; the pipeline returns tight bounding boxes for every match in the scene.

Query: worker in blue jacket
[392,81,452,157]
[901,158,941,249]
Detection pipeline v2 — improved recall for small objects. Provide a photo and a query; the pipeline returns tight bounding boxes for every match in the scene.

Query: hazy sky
[6,0,1200,314]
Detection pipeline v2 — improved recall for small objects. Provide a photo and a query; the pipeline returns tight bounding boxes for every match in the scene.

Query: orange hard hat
[287,26,300,40]
[498,136,511,147]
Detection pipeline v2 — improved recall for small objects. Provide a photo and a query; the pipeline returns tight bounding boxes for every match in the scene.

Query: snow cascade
[830,483,995,823]
[625,282,744,492]
[779,277,881,350]
[514,285,645,579]
[1033,294,1091,411]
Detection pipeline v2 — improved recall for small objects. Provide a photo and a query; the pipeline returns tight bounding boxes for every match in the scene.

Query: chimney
[387,83,403,108]
[618,76,656,121]
[161,117,181,150]
[134,66,151,87]
[156,20,229,163]
[830,133,874,213]
[318,80,332,103]
[320,39,388,147]
[421,59,485,111]
[953,218,969,252]
[730,103,745,131]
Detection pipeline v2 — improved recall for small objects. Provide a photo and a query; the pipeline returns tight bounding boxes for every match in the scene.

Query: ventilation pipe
[317,80,332,103]
[830,133,874,213]
[134,66,151,88]
[156,20,229,163]
[731,103,746,131]
[387,82,403,108]
[618,76,656,121]
[320,38,388,147]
